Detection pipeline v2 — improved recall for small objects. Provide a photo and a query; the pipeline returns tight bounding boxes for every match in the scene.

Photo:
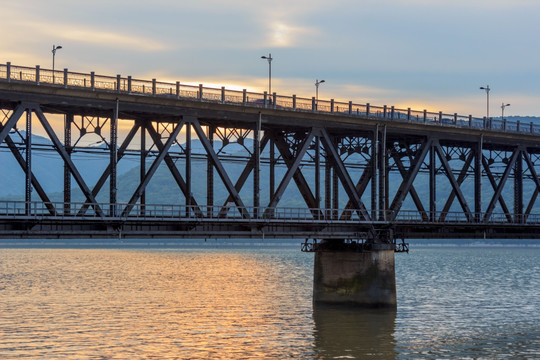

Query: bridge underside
[2,76,540,243]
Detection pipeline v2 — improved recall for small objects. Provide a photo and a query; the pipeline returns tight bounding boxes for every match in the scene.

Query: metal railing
[1,62,539,135]
[0,200,539,225]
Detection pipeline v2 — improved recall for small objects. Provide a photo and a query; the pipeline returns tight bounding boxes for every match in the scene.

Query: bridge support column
[313,244,396,307]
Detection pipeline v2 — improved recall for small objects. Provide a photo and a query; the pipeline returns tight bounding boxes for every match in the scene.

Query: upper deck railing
[1,62,539,135]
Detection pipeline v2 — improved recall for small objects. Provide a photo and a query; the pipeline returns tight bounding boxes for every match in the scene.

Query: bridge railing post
[198,84,203,100]
[176,81,180,98]
[312,97,316,112]
[469,115,472,127]
[243,89,247,104]
[263,91,268,107]
[530,122,534,134]
[91,72,95,90]
[349,101,352,115]
[516,120,520,132]
[423,109,427,123]
[454,113,457,125]
[383,105,387,118]
[128,76,132,93]
[35,65,40,85]
[407,107,411,121]
[391,106,395,120]
[293,94,296,110]
[63,68,68,88]
[221,86,225,103]
[152,79,156,95]
[439,111,442,124]
[366,103,370,117]
[6,62,10,82]
[273,92,277,108]
[116,75,121,92]
[331,99,334,113]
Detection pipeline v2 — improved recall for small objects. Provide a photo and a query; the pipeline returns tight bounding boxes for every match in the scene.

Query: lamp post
[501,103,510,120]
[315,79,325,109]
[480,85,490,118]
[261,53,273,95]
[52,44,62,83]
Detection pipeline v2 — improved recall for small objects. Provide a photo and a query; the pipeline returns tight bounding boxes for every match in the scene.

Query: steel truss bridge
[1,63,540,244]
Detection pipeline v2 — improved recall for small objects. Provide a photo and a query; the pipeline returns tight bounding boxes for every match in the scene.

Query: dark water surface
[0,246,538,359]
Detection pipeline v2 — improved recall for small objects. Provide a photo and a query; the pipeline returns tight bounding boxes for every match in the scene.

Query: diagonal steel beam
[0,104,26,145]
[191,117,250,219]
[389,138,432,222]
[482,155,512,222]
[145,121,203,217]
[319,128,371,222]
[33,106,104,217]
[392,154,429,221]
[78,122,141,215]
[121,120,183,217]
[218,133,270,217]
[272,131,322,218]
[439,151,474,221]
[0,128,56,215]
[483,149,520,222]
[264,129,316,217]
[340,158,373,221]
[434,141,473,221]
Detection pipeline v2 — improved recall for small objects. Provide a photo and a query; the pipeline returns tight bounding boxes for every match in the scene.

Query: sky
[2,0,540,117]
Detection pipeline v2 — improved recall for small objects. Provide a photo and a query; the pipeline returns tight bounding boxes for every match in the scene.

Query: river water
[0,244,538,359]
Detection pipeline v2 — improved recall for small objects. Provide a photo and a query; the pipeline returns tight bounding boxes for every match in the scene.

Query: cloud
[19,21,170,52]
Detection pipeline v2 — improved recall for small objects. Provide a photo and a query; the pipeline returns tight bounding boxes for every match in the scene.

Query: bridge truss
[1,67,540,243]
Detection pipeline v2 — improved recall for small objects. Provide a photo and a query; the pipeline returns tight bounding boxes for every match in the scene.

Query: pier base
[313,248,396,307]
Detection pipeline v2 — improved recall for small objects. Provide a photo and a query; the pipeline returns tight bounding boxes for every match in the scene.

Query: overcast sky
[2,0,539,117]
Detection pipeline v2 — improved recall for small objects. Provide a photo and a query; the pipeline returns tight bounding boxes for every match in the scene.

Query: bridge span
[2,62,540,306]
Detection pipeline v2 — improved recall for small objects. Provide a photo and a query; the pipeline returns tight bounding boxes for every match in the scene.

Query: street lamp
[501,103,510,120]
[480,85,490,118]
[315,79,325,109]
[52,44,62,83]
[261,53,273,95]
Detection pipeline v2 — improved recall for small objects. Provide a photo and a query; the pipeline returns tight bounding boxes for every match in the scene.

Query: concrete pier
[313,249,396,307]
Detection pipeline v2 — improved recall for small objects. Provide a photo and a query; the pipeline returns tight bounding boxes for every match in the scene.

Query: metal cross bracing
[2,73,540,243]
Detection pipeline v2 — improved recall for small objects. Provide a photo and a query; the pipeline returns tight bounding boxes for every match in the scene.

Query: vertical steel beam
[64,114,72,214]
[325,154,332,217]
[379,126,387,220]
[140,122,146,214]
[186,121,192,213]
[254,115,261,217]
[514,150,523,223]
[315,135,321,214]
[110,100,118,216]
[25,110,32,215]
[270,139,275,199]
[523,150,540,221]
[371,127,378,220]
[332,150,339,218]
[429,141,436,221]
[207,125,215,217]
[475,137,483,221]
